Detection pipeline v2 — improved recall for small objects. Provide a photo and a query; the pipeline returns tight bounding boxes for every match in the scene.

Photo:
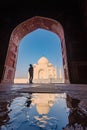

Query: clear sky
[15,28,64,78]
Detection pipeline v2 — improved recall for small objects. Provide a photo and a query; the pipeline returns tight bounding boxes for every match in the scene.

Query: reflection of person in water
[28,64,33,84]
[25,93,32,107]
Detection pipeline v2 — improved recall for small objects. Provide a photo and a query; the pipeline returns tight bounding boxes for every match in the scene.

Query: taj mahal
[32,56,64,83]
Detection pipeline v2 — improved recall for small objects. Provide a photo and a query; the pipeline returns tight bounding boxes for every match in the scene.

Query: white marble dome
[38,57,49,64]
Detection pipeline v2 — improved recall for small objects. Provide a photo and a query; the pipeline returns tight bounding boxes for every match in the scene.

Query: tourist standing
[28,64,33,83]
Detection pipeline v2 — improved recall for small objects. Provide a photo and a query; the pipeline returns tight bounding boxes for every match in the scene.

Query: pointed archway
[2,16,69,83]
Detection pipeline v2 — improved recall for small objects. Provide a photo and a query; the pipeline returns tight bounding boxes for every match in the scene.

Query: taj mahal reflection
[31,93,58,115]
[26,93,67,129]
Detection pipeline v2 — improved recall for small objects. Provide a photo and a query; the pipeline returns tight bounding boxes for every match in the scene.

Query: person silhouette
[28,64,33,83]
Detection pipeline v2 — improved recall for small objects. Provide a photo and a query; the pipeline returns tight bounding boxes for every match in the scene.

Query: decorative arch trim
[2,16,70,83]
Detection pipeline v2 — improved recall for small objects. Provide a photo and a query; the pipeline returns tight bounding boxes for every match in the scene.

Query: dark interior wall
[0,0,87,83]
[61,2,87,83]
[0,19,13,82]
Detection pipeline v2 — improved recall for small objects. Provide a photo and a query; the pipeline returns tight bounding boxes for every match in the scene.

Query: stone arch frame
[2,16,70,83]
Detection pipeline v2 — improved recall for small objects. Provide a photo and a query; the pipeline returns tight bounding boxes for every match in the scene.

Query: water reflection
[25,93,70,130]
[27,93,61,129]
[0,92,87,130]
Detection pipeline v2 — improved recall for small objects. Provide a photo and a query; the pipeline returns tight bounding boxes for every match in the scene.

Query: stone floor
[0,83,87,113]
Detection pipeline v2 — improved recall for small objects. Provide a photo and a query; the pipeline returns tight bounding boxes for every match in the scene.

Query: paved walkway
[0,83,87,114]
[0,83,87,100]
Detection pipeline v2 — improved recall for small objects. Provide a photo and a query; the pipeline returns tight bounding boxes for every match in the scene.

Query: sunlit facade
[33,57,57,83]
[33,57,64,83]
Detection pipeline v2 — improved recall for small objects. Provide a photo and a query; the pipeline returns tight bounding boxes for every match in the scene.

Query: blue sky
[15,28,63,78]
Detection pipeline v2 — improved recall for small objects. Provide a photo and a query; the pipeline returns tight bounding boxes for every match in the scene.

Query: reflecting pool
[0,92,87,130]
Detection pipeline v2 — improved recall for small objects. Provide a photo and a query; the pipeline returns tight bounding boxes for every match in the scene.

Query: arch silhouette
[2,16,69,83]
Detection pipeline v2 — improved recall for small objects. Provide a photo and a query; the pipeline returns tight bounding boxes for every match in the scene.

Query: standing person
[28,64,33,84]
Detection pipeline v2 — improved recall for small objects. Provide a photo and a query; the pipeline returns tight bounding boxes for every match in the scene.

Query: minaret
[55,65,57,78]
[58,68,62,79]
